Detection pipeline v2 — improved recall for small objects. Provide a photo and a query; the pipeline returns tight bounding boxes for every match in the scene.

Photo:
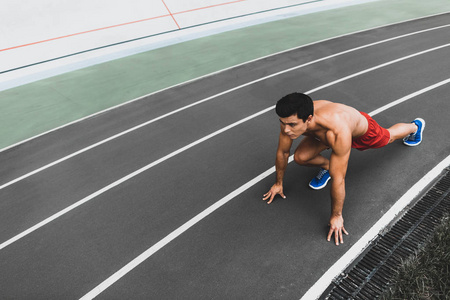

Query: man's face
[279,114,309,139]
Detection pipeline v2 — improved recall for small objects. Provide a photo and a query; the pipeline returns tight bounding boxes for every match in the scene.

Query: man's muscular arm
[327,129,351,245]
[263,132,292,204]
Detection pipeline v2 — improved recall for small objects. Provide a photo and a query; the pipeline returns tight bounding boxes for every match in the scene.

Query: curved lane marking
[78,77,450,299]
[300,153,450,300]
[2,22,449,153]
[1,24,450,190]
[1,45,449,256]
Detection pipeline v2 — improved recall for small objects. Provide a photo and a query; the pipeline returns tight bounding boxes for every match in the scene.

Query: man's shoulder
[314,101,348,117]
[313,99,333,107]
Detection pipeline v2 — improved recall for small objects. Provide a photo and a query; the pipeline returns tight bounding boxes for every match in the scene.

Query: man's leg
[387,122,418,143]
[294,136,331,189]
[293,136,330,168]
[387,118,425,146]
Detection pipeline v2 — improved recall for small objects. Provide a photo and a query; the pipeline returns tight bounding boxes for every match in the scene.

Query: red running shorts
[351,111,390,151]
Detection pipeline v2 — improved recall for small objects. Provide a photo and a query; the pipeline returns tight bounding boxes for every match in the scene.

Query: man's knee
[294,152,310,166]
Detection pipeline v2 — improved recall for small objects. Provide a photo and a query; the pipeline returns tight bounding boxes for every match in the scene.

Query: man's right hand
[263,184,286,204]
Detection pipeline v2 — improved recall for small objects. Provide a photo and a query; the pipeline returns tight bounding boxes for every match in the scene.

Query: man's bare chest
[303,132,331,147]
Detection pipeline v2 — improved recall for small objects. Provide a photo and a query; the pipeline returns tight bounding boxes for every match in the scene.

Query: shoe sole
[309,176,331,190]
[403,118,425,147]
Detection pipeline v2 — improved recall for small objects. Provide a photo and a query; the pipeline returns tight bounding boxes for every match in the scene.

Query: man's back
[306,100,368,147]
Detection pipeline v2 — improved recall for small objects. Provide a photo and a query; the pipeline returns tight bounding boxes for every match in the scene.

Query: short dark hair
[275,93,314,122]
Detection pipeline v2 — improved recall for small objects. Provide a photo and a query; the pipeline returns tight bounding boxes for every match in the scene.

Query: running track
[1,13,450,299]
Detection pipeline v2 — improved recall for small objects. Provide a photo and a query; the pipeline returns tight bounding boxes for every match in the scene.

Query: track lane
[0,23,449,244]
[0,58,449,299]
[0,14,450,298]
[1,22,450,191]
[1,14,449,186]
[1,39,449,249]
[94,85,450,299]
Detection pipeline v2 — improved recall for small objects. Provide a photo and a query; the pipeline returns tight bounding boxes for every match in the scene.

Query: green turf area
[382,214,450,300]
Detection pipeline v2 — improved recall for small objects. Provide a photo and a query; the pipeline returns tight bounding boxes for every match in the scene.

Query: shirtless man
[263,93,425,245]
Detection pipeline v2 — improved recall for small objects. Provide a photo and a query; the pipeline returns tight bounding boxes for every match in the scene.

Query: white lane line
[300,154,450,300]
[2,24,450,191]
[2,21,449,154]
[79,78,450,299]
[368,78,450,116]
[79,162,283,300]
[0,107,273,251]
[2,46,449,254]
[1,40,449,250]
[299,78,450,300]
[306,43,450,94]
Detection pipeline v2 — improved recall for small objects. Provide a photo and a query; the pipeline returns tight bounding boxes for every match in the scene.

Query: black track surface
[1,13,450,299]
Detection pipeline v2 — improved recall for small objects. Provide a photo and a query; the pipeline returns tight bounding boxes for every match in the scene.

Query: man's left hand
[327,214,349,245]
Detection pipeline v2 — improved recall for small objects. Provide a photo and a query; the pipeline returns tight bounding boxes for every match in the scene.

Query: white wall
[0,0,375,90]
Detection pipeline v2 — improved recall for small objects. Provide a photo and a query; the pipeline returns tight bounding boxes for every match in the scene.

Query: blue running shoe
[403,118,425,146]
[309,168,331,190]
